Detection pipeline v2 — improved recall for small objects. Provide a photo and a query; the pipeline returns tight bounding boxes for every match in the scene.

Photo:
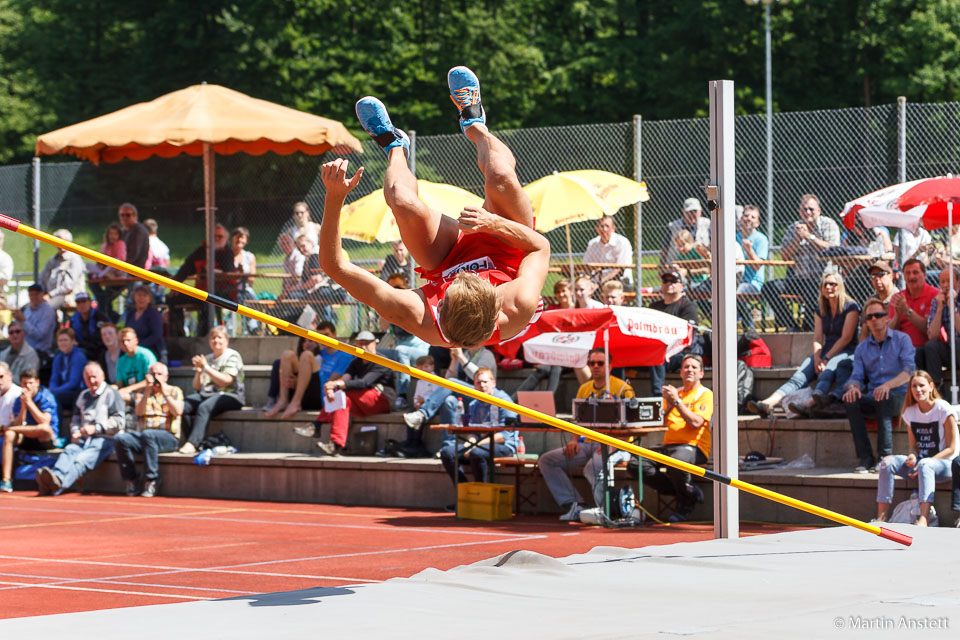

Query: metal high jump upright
[708,80,739,540]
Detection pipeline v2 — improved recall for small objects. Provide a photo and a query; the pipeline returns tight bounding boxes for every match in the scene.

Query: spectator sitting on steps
[0,369,59,492]
[293,331,395,457]
[0,321,40,382]
[178,327,245,455]
[34,362,124,496]
[266,323,352,418]
[113,362,184,498]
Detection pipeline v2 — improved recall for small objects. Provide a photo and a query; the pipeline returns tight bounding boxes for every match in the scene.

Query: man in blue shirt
[842,298,915,473]
[736,205,770,329]
[0,369,59,492]
[439,367,518,487]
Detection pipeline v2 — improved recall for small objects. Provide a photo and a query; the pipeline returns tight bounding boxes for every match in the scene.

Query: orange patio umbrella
[35,83,362,324]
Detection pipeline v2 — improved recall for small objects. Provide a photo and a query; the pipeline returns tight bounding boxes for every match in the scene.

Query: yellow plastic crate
[457,482,514,521]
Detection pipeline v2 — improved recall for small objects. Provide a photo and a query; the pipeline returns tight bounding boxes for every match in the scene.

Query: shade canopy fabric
[35,83,362,163]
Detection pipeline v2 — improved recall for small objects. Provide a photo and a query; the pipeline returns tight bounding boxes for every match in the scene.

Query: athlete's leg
[448,66,533,228]
[383,147,459,272]
[356,97,458,271]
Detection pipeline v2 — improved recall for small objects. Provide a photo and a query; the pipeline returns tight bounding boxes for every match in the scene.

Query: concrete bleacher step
[737,416,911,469]
[78,454,950,526]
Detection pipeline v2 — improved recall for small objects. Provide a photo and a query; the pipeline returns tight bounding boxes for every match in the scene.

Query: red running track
[0,492,809,619]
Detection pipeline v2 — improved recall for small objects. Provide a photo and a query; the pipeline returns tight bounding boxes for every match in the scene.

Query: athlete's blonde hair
[439,272,500,347]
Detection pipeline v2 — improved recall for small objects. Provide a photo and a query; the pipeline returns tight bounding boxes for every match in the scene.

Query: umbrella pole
[204,143,217,332]
[603,329,611,394]
[950,202,957,404]
[0,213,914,548]
[566,223,575,283]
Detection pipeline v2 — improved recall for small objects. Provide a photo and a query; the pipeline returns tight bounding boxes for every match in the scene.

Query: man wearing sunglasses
[0,322,39,382]
[857,259,899,342]
[843,298,915,473]
[117,203,150,270]
[538,348,636,522]
[645,267,701,396]
[762,194,840,332]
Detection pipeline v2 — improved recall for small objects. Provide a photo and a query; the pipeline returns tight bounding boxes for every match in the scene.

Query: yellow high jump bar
[0,213,912,547]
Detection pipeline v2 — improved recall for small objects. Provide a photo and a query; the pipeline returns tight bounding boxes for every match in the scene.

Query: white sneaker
[403,411,424,429]
[178,442,197,455]
[293,424,317,438]
[559,502,582,522]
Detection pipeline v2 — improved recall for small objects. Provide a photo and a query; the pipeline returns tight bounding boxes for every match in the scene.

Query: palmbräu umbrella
[842,175,960,401]
[35,83,362,325]
[523,170,650,281]
[340,181,482,244]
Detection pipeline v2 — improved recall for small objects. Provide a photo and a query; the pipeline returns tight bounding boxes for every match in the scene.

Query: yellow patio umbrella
[523,170,649,281]
[340,180,482,244]
[34,83,362,325]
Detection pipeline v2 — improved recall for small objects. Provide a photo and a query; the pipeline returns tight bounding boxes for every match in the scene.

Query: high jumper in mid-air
[318,65,550,348]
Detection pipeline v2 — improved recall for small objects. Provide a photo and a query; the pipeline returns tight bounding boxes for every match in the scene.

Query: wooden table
[432,422,666,521]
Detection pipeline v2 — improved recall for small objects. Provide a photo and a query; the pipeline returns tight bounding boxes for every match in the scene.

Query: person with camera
[113,362,184,497]
[539,348,636,522]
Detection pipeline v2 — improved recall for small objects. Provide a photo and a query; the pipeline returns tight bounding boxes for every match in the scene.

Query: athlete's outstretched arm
[458,206,547,254]
[318,159,431,337]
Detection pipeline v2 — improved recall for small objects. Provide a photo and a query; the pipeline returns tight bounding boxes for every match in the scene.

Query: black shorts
[300,373,326,411]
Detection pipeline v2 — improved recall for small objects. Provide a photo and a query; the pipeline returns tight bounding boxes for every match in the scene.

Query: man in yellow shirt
[628,353,712,522]
[538,348,635,521]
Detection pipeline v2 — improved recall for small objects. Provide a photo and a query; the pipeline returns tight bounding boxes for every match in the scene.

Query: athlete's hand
[458,206,500,234]
[321,159,364,201]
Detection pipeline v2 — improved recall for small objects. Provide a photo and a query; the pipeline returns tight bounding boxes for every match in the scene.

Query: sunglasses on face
[822,282,838,288]
[865,312,887,320]
[661,276,680,284]
[119,212,134,217]
[587,360,606,367]
[8,329,22,334]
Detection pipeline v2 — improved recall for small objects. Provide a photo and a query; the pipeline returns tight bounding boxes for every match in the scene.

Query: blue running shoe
[447,66,486,134]
[355,96,409,157]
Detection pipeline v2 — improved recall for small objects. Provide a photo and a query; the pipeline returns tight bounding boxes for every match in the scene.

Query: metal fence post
[633,115,642,288]
[709,79,739,540]
[897,97,907,183]
[32,157,40,281]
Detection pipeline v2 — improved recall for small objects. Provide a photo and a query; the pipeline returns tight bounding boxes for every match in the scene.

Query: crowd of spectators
[3,191,960,529]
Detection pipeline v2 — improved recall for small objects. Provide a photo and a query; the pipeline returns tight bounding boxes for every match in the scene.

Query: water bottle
[490,405,499,425]
[193,449,214,466]
[454,397,465,426]
[517,437,526,455]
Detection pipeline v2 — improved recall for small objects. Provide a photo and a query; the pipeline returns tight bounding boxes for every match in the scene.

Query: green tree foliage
[1,0,959,165]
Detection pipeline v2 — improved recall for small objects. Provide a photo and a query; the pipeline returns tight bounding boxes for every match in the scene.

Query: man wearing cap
[38,229,86,311]
[296,331,395,456]
[762,194,840,331]
[12,284,56,355]
[69,292,110,361]
[889,258,938,367]
[644,268,701,396]
[858,259,899,341]
[661,198,711,265]
[583,214,634,290]
[0,322,39,382]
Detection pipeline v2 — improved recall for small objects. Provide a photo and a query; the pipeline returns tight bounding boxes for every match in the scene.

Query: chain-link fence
[0,100,957,337]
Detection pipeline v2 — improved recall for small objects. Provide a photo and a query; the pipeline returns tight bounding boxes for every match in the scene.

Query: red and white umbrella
[841,176,960,233]
[499,306,693,368]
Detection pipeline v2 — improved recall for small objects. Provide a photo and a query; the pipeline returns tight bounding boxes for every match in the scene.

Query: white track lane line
[0,571,254,594]
[0,579,211,600]
[0,505,535,538]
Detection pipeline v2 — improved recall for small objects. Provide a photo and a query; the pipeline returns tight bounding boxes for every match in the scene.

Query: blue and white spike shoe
[355,96,410,157]
[447,66,486,134]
